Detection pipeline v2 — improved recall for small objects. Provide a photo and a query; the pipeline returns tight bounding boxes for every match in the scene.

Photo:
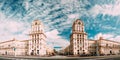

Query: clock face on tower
[35,22,37,25]
[78,22,81,25]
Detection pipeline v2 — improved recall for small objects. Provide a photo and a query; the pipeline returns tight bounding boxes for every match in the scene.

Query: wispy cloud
[89,0,120,16]
[68,14,79,19]
[94,33,120,42]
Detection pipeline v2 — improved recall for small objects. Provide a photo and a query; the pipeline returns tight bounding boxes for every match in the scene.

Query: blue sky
[0,0,120,48]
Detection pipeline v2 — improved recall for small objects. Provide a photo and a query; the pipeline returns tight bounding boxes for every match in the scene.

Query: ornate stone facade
[0,20,54,56]
[0,39,29,56]
[68,19,120,56]
[97,37,120,55]
[28,20,47,56]
[70,19,88,55]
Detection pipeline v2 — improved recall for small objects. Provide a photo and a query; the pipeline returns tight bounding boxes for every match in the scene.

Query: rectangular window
[80,47,82,50]
[77,34,79,38]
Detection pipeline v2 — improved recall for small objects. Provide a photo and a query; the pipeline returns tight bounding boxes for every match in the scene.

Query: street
[0,55,120,60]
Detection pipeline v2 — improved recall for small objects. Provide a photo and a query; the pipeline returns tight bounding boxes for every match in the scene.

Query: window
[35,22,37,25]
[75,47,76,49]
[106,44,108,47]
[37,34,39,36]
[37,50,39,54]
[77,34,79,38]
[8,45,10,47]
[77,50,79,54]
[80,47,82,50]
[31,50,34,55]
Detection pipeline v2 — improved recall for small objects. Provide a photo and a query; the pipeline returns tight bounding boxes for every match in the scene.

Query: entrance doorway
[31,50,34,55]
[37,50,39,55]
[77,50,79,55]
[110,50,112,54]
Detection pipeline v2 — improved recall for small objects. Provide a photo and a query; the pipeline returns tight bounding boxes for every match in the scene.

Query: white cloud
[45,29,69,49]
[68,14,79,19]
[24,1,29,10]
[89,1,120,16]
[102,25,117,30]
[0,12,30,41]
[61,0,75,4]
[94,33,120,42]
[94,33,114,40]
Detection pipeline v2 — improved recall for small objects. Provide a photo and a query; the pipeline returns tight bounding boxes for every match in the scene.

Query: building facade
[97,37,120,55]
[88,40,97,55]
[69,19,88,55]
[28,20,47,56]
[0,19,120,56]
[0,20,54,56]
[68,19,120,56]
[0,38,29,56]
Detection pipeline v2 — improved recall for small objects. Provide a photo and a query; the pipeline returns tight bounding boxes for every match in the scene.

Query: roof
[88,39,96,41]
[0,39,16,44]
[72,19,84,26]
[100,39,120,44]
[0,39,29,44]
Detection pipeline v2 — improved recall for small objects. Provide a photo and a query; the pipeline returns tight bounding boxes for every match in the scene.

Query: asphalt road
[0,55,120,60]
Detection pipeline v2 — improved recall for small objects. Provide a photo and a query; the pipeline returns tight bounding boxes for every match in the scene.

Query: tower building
[70,19,88,55]
[29,20,47,56]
